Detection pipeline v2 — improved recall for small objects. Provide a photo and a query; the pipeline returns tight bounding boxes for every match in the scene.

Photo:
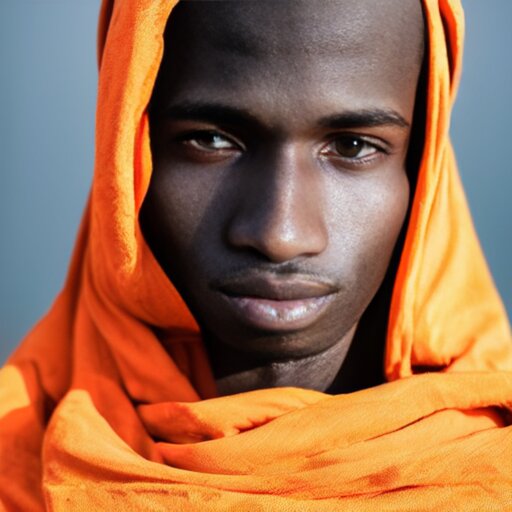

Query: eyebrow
[318,109,410,130]
[159,102,409,130]
[161,103,261,128]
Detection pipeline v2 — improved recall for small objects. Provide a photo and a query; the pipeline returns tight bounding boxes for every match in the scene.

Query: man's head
[141,0,425,389]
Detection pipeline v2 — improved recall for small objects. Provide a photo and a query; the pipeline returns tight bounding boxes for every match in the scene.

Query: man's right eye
[179,131,241,152]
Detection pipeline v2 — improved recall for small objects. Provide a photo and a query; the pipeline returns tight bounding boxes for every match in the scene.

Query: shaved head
[152,0,425,112]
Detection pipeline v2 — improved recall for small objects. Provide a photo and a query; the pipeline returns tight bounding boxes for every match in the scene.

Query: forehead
[186,0,422,59]
[154,0,424,121]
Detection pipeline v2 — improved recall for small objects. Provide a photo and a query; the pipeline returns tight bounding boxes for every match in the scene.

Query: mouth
[214,273,338,332]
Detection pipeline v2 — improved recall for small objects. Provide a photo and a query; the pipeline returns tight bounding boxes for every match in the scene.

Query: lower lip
[221,294,336,331]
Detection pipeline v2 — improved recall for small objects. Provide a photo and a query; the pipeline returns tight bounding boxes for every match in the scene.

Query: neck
[206,325,357,396]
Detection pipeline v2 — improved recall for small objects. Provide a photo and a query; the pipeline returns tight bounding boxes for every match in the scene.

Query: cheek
[327,170,409,292]
[141,166,228,307]
[146,164,223,254]
[360,172,410,250]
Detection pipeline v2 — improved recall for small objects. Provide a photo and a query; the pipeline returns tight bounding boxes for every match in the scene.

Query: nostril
[226,207,328,263]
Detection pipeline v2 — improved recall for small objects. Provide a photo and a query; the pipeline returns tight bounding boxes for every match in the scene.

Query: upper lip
[213,273,338,301]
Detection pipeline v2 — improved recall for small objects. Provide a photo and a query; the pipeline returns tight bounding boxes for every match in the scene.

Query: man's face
[141,0,424,363]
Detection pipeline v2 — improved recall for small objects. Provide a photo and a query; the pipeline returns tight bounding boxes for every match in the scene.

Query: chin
[218,323,352,361]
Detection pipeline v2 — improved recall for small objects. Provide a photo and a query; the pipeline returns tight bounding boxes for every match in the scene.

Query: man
[1,0,511,510]
[140,0,423,396]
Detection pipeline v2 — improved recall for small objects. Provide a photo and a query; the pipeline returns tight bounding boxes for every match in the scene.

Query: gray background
[0,1,510,364]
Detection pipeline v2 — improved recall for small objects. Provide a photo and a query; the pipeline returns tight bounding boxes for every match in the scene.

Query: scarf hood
[1,1,511,510]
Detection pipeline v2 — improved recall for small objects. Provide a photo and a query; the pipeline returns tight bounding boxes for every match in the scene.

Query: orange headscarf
[1,1,511,510]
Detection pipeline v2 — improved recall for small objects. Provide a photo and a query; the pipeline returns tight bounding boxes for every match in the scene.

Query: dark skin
[141,0,425,396]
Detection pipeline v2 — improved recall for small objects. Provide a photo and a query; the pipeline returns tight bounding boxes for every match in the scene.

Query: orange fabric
[1,0,511,510]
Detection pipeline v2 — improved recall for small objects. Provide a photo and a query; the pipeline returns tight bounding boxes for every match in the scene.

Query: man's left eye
[328,136,379,160]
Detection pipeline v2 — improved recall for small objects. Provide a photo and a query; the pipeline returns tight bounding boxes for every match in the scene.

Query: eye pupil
[335,137,363,158]
[199,132,232,150]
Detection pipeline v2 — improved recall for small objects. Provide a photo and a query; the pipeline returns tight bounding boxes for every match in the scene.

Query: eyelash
[175,130,388,168]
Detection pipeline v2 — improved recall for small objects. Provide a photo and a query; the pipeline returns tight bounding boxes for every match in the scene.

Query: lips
[213,273,338,331]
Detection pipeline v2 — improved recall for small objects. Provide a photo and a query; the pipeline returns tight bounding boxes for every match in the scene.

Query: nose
[226,146,328,263]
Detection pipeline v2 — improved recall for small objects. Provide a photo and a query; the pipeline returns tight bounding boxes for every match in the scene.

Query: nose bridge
[227,145,328,262]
